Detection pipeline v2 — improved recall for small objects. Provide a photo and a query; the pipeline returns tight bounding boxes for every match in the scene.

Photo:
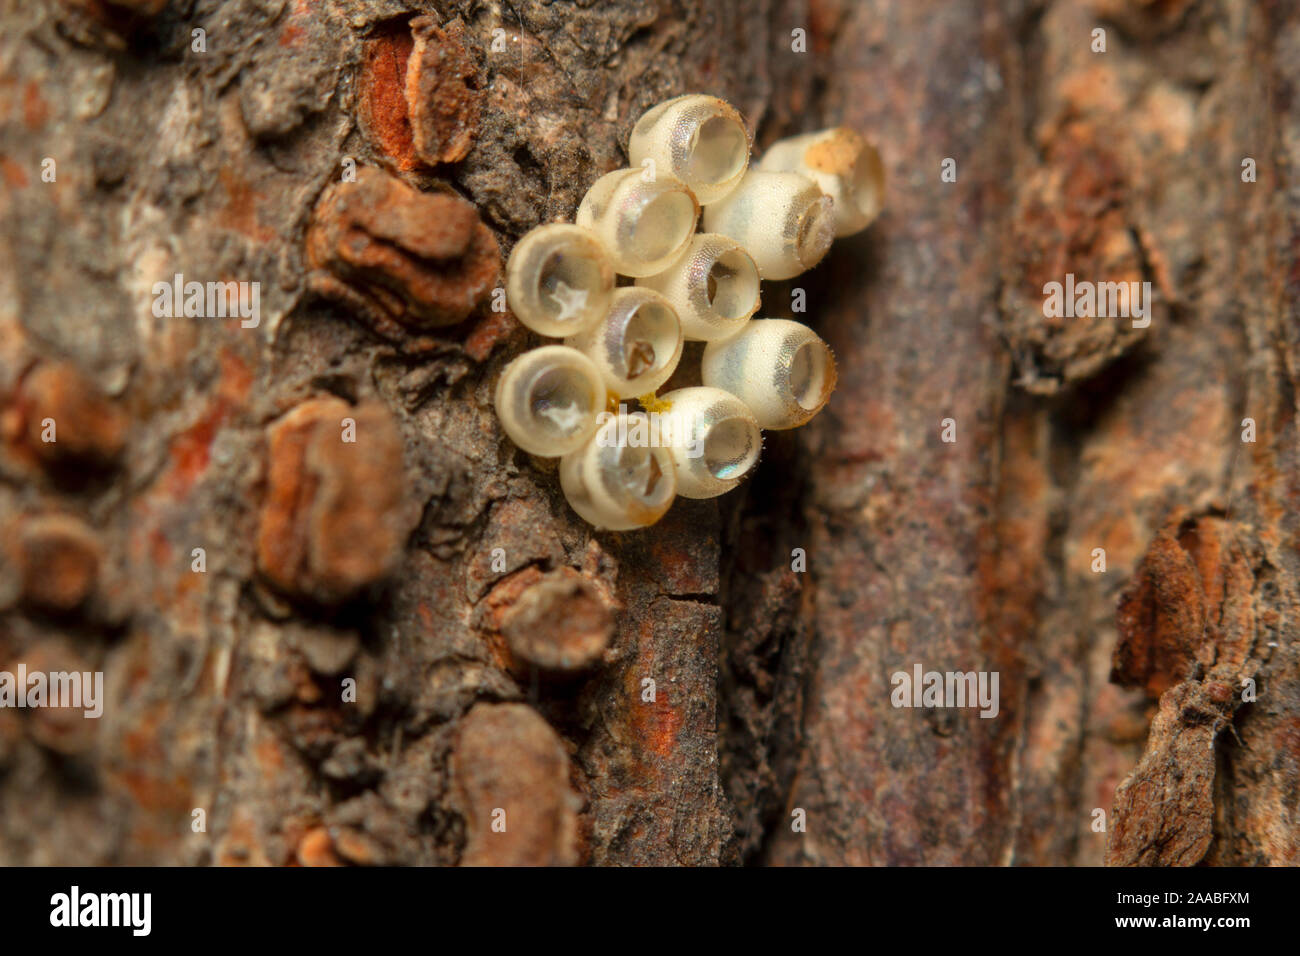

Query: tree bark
[0,0,1296,866]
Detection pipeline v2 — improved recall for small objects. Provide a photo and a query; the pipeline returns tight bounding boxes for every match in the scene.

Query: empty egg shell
[506,223,615,336]
[636,233,760,341]
[758,127,884,237]
[702,171,835,280]
[494,345,607,457]
[560,411,678,529]
[575,168,700,277]
[701,319,837,429]
[627,94,751,205]
[565,287,685,398]
[658,386,762,498]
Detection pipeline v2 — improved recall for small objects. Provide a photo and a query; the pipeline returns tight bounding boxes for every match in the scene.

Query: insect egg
[559,410,678,530]
[575,168,700,277]
[565,287,684,397]
[636,233,760,341]
[702,171,835,280]
[658,386,762,498]
[627,94,751,205]
[758,127,884,237]
[493,345,608,457]
[701,319,837,429]
[505,223,615,336]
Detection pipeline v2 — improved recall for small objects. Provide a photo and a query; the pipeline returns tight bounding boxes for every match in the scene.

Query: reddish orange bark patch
[278,0,312,47]
[22,82,48,128]
[148,526,171,568]
[640,692,683,758]
[163,348,252,496]
[1,156,28,188]
[217,168,275,242]
[464,308,517,362]
[166,415,216,495]
[358,22,418,170]
[628,645,683,759]
[256,734,286,772]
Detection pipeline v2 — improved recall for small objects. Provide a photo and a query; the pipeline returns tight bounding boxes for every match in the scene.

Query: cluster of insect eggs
[495,94,885,530]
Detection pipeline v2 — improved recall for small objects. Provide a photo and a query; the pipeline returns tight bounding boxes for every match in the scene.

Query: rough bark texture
[0,0,1297,866]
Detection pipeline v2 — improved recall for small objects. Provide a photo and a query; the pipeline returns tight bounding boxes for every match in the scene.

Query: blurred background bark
[0,0,1295,865]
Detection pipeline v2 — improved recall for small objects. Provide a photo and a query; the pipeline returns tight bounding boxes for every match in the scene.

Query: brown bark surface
[0,0,1296,866]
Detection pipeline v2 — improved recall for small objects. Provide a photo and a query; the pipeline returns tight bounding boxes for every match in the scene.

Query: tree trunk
[0,0,1295,866]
